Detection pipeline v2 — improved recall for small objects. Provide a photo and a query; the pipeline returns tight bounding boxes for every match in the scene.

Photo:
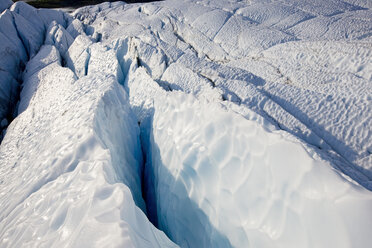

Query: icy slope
[124,59,372,248]
[72,0,371,246]
[0,1,69,139]
[149,91,372,248]
[0,41,176,247]
[77,0,372,186]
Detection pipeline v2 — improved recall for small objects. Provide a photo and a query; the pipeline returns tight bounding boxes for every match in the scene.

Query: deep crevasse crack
[1,0,372,247]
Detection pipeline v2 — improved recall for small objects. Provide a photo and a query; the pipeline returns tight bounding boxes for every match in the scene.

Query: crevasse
[0,0,372,247]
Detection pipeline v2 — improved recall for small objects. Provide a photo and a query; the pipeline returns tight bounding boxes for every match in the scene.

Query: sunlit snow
[0,0,371,247]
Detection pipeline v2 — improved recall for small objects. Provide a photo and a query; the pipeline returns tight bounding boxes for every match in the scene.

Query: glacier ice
[145,91,372,247]
[10,1,45,37]
[87,42,125,84]
[22,45,61,82]
[160,62,222,101]
[0,71,18,123]
[0,30,24,79]
[67,19,85,39]
[65,34,94,78]
[0,10,28,64]
[0,0,371,247]
[0,59,176,247]
[45,21,75,60]
[12,11,43,59]
[38,8,67,28]
[18,45,61,114]
[0,1,76,139]
[0,0,12,13]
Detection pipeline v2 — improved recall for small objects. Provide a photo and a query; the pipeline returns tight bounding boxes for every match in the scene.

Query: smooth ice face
[67,19,85,39]
[10,1,45,36]
[147,92,372,248]
[0,10,28,64]
[0,31,24,81]
[12,11,43,59]
[65,34,94,78]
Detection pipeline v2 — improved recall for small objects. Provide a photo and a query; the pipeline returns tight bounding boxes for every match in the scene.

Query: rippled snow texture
[0,0,371,247]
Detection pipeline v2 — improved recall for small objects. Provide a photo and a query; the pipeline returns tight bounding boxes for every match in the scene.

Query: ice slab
[87,43,125,84]
[66,34,94,78]
[12,11,43,58]
[67,19,85,39]
[10,1,45,37]
[0,10,27,63]
[0,31,24,80]
[45,21,75,60]
[19,45,61,114]
[22,45,61,82]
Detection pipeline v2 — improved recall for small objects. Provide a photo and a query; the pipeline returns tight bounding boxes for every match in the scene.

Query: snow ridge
[0,2,177,246]
[0,1,71,140]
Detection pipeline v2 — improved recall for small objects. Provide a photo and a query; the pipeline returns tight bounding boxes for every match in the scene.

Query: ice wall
[146,91,372,248]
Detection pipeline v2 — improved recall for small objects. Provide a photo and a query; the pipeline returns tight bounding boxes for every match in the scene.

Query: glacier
[0,0,371,247]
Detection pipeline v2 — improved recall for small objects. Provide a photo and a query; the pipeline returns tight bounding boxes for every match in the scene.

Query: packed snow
[0,0,371,247]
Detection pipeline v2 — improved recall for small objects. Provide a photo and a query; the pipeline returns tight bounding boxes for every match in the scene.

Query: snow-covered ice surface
[0,0,70,139]
[147,91,372,248]
[0,22,176,247]
[0,0,372,247]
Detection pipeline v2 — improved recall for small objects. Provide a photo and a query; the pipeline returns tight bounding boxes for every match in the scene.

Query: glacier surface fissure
[0,0,372,247]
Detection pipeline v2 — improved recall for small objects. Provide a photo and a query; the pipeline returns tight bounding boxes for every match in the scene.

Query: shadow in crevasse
[137,109,232,248]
